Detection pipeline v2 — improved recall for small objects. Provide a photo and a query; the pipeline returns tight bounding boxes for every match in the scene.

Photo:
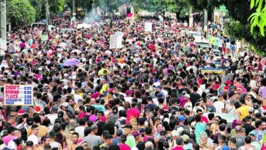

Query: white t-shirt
[27,134,38,145]
[75,126,85,138]
[46,114,58,125]
[213,101,224,113]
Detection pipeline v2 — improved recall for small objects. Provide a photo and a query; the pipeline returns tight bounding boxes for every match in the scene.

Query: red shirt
[149,44,155,52]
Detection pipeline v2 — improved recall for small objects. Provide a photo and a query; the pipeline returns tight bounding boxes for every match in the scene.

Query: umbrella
[63,58,80,66]
[98,68,110,76]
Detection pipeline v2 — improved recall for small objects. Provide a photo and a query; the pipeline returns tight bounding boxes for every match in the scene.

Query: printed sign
[41,35,48,41]
[4,85,33,105]
[109,32,124,49]
[109,34,117,49]
[145,22,152,32]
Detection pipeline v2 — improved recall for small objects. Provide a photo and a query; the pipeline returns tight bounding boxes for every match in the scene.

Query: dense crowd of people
[0,13,266,150]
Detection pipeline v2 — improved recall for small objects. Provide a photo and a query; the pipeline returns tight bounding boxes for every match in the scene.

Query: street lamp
[0,0,7,57]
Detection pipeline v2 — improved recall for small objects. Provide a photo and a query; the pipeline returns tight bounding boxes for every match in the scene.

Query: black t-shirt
[190,92,201,107]
[243,124,255,136]
[179,88,191,95]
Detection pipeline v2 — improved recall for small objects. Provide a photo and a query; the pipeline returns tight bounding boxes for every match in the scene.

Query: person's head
[26,141,34,148]
[97,111,104,119]
[48,131,56,140]
[120,134,127,144]
[176,137,184,146]
[219,124,226,132]
[123,124,132,135]
[29,106,34,114]
[14,129,21,138]
[7,126,15,135]
[200,132,208,146]
[245,116,252,124]
[156,123,164,133]
[245,136,252,144]
[31,124,39,135]
[80,141,89,149]
[255,120,263,130]
[108,144,120,150]
[104,134,113,145]
[41,136,50,145]
[218,134,226,144]
[72,132,79,144]
[75,146,84,150]
[249,131,256,142]
[44,144,52,150]
[145,141,154,149]
[145,126,152,135]
[228,137,236,148]
[90,125,98,134]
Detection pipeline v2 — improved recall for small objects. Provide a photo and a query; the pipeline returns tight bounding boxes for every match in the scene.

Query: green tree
[7,0,36,26]
[65,0,93,12]
[249,0,266,36]
[49,0,65,15]
[29,0,44,20]
[162,0,190,19]
[190,0,266,54]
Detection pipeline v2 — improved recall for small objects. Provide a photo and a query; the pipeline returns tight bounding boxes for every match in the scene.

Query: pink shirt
[119,144,131,150]
[172,146,184,150]
[2,135,14,145]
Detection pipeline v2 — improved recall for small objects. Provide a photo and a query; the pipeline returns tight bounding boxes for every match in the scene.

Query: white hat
[64,73,69,77]
[171,130,179,137]
[184,94,190,98]
[61,102,68,107]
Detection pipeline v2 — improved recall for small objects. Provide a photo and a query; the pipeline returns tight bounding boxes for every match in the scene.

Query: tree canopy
[190,0,266,54]
[7,0,36,26]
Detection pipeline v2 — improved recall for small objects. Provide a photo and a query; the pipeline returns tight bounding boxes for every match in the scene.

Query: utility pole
[73,0,75,16]
[0,0,7,57]
[45,0,50,30]
[189,6,193,28]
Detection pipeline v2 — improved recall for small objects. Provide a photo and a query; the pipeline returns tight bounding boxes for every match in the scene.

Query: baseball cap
[178,115,186,122]
[132,130,140,137]
[18,109,25,116]
[249,130,256,136]
[181,134,190,142]
[184,94,190,98]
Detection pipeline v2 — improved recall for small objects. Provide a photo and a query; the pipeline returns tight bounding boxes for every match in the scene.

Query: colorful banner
[4,85,33,105]
[201,68,224,74]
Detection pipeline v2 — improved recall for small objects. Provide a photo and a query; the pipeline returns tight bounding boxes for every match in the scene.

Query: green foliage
[191,0,266,54]
[29,0,43,20]
[49,0,65,14]
[65,0,93,12]
[249,0,266,36]
[7,0,36,26]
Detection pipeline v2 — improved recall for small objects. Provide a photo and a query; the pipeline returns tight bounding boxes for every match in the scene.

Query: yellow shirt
[100,84,108,94]
[238,105,250,120]
[28,125,48,138]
